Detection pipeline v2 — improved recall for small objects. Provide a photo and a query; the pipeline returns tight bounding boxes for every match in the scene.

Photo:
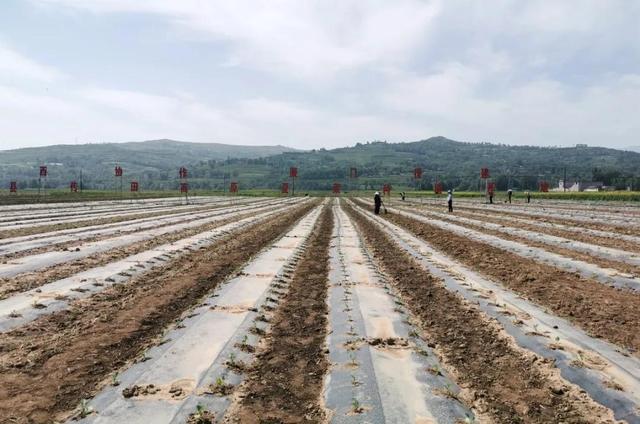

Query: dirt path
[226,204,333,423]
[344,203,614,423]
[359,201,640,357]
[0,201,317,424]
[0,207,275,299]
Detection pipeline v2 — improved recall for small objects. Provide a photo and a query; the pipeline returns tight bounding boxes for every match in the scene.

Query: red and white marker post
[289,167,298,196]
[538,181,549,192]
[349,167,357,195]
[179,167,188,204]
[289,166,298,196]
[414,167,422,192]
[38,165,48,199]
[229,181,238,203]
[115,165,123,197]
[480,167,490,202]
[9,181,17,194]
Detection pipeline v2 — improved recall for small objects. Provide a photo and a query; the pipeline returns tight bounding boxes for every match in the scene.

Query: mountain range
[1,137,639,191]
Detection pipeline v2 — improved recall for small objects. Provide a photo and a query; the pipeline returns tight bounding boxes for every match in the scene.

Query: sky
[0,0,639,150]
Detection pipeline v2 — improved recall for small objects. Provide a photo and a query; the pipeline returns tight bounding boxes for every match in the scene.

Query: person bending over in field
[447,189,453,213]
[374,191,382,215]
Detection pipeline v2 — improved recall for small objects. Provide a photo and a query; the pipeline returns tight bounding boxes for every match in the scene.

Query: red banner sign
[332,182,341,194]
[383,183,391,195]
[130,181,139,192]
[179,167,188,179]
[39,166,48,177]
[9,181,17,193]
[230,182,238,193]
[180,182,188,193]
[289,167,298,178]
[539,181,549,192]
[480,168,490,179]
[70,181,78,192]
[433,181,443,194]
[115,166,123,177]
[414,167,423,179]
[350,167,358,178]
[281,182,289,193]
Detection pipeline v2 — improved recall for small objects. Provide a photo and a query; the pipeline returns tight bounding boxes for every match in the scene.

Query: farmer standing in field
[374,191,382,215]
[526,191,531,203]
[447,189,453,212]
[507,188,513,203]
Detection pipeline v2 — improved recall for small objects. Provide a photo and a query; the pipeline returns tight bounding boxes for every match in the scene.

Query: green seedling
[348,352,358,366]
[251,324,265,336]
[464,413,476,424]
[196,404,205,415]
[140,349,151,362]
[441,383,458,400]
[351,398,363,414]
[189,403,214,424]
[111,372,120,387]
[78,399,94,418]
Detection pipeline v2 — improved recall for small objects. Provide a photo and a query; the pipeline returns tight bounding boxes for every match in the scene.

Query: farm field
[0,195,639,423]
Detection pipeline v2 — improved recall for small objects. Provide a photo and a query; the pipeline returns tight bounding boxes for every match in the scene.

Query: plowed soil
[345,204,613,424]
[0,204,252,261]
[371,203,640,356]
[228,205,333,423]
[0,207,275,299]
[448,204,640,237]
[0,203,227,240]
[402,206,640,277]
[411,203,640,254]
[0,201,316,424]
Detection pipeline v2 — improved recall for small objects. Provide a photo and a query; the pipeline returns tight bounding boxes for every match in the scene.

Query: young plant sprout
[351,398,363,414]
[78,399,94,418]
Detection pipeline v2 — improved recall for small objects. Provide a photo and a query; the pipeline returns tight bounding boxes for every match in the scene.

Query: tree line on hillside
[2,138,639,191]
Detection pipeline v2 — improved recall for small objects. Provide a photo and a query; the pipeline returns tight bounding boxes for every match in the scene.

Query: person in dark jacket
[374,191,382,215]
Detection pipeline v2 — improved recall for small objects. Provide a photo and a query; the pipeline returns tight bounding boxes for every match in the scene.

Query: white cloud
[33,0,440,80]
[0,42,63,82]
[4,1,640,149]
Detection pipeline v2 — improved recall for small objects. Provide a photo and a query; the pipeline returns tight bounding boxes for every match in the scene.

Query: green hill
[188,137,640,191]
[0,139,296,190]
[2,137,639,191]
